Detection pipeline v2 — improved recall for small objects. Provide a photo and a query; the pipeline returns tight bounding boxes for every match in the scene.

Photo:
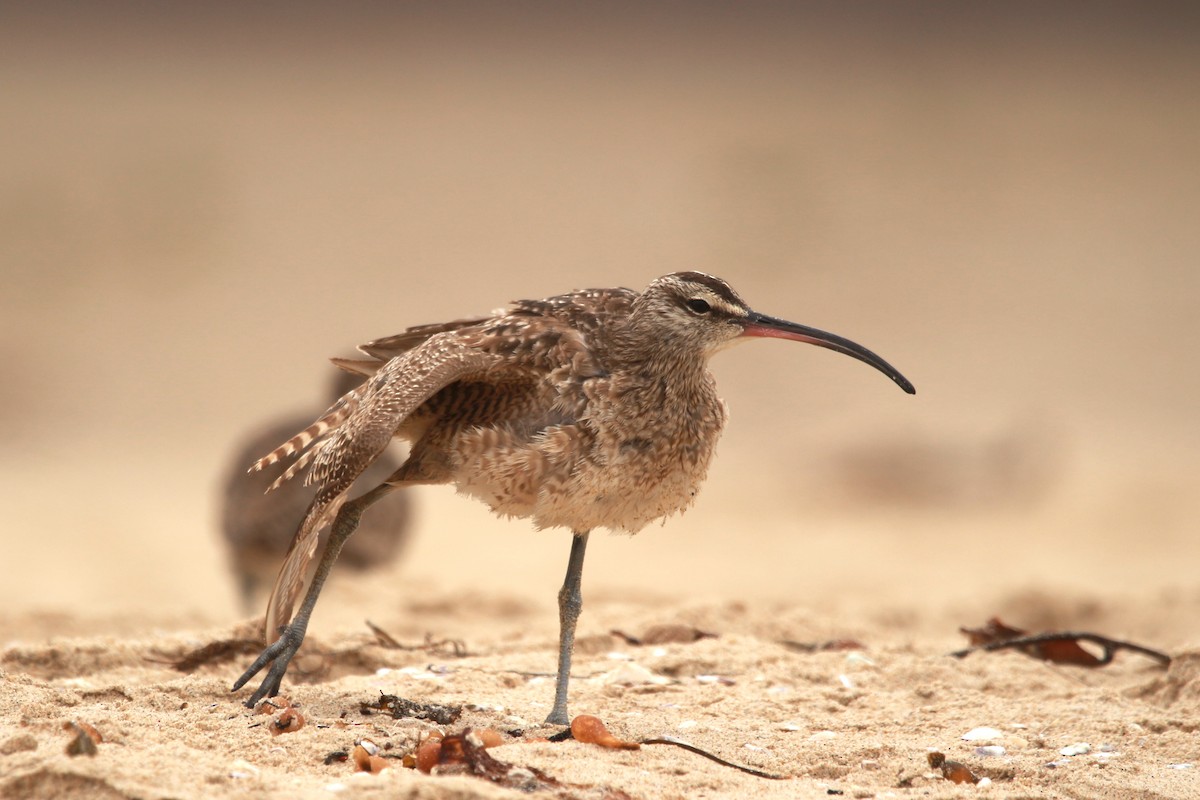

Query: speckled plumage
[234,271,915,724]
[257,275,738,635]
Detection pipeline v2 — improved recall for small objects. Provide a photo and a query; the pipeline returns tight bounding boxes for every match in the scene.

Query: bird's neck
[610,320,709,384]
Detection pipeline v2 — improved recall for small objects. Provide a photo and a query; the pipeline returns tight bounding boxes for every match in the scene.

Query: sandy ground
[2,4,1200,798]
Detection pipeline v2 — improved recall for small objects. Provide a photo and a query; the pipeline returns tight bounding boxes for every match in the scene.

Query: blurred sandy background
[2,1,1198,632]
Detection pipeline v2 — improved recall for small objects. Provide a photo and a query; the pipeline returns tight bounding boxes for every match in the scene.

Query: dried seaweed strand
[640,737,788,780]
[151,639,264,672]
[364,620,467,657]
[951,631,1171,667]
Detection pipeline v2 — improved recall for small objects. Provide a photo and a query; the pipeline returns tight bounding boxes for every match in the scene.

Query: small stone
[696,674,734,685]
[974,745,1006,757]
[961,726,1004,742]
[1060,743,1091,757]
[599,661,670,686]
[845,652,875,667]
[229,759,259,779]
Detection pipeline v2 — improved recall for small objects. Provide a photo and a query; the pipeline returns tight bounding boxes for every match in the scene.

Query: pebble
[228,760,259,780]
[974,745,1006,757]
[599,661,670,686]
[1060,743,1091,757]
[961,726,1004,742]
[395,665,446,681]
[696,674,735,685]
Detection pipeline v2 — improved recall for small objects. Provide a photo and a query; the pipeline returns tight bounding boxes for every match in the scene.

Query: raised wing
[262,335,503,638]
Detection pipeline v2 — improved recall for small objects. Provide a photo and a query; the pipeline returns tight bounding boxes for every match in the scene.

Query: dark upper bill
[742,311,916,395]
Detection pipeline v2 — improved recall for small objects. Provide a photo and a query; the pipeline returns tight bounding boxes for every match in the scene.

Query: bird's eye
[686,298,711,314]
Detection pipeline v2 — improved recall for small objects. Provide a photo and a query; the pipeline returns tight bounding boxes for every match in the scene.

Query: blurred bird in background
[218,369,414,614]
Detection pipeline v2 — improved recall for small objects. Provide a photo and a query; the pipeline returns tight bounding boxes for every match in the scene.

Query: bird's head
[638,271,915,394]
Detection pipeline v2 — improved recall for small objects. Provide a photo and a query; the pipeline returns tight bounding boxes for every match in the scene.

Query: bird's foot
[544,708,570,726]
[231,624,305,707]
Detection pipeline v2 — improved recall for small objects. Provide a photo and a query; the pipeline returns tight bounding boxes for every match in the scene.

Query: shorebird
[219,370,413,614]
[232,272,914,724]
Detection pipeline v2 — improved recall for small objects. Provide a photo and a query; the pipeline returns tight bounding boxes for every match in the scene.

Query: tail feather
[249,391,361,481]
[269,448,319,491]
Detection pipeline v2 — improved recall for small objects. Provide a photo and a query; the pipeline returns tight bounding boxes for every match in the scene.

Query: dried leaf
[414,733,444,774]
[610,624,717,646]
[927,751,979,785]
[269,706,305,736]
[571,715,640,750]
[429,729,562,791]
[63,721,102,757]
[953,617,1170,667]
[959,617,1026,647]
[351,738,389,772]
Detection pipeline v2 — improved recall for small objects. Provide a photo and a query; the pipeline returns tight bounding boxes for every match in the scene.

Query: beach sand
[2,4,1199,797]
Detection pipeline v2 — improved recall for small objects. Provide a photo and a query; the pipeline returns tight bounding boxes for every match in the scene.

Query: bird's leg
[231,482,397,706]
[545,530,590,726]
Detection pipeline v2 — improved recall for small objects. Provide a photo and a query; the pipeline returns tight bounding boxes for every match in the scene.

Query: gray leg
[545,530,590,726]
[232,482,397,706]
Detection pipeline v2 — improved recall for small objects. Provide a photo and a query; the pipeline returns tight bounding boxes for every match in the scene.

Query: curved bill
[742,311,916,394]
